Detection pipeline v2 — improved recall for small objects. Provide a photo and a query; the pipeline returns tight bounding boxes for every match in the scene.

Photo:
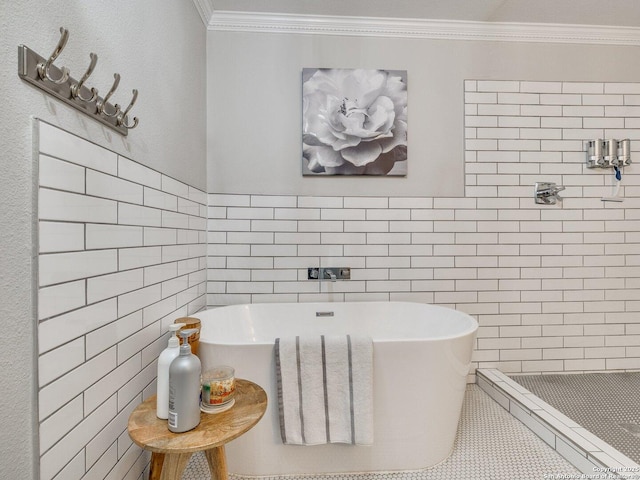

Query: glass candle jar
[201,366,236,406]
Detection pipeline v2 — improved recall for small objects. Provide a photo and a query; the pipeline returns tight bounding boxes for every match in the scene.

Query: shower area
[514,372,640,462]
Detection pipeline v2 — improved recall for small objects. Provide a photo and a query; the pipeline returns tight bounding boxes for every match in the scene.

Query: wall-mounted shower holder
[586,139,631,168]
[534,182,565,205]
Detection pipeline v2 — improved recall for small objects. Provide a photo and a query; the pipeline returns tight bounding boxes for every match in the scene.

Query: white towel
[275,335,373,446]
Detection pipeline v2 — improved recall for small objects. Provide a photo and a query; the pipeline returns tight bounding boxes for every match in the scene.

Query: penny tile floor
[513,372,640,464]
[182,384,579,479]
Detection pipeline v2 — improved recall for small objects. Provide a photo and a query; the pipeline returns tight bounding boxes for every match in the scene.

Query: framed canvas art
[302,68,408,176]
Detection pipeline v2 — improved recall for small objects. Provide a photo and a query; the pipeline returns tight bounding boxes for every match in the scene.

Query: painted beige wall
[207,31,640,196]
[0,2,205,478]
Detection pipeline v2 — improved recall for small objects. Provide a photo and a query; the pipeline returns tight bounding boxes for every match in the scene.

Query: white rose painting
[302,68,408,176]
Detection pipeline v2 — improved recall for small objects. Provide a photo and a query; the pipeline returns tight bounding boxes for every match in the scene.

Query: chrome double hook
[117,89,139,129]
[70,53,98,102]
[96,73,121,117]
[37,27,70,84]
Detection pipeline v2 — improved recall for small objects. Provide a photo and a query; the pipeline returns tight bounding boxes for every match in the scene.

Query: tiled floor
[513,372,640,464]
[182,385,579,479]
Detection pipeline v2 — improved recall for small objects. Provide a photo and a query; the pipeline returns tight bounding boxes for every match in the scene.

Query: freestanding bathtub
[195,302,477,476]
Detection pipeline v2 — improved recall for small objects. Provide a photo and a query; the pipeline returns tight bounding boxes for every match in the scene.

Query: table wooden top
[127,379,267,454]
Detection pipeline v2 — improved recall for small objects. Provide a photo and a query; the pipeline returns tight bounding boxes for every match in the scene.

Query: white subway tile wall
[208,80,640,379]
[36,122,207,480]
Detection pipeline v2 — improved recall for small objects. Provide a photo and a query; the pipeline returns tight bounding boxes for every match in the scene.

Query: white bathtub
[195,302,477,476]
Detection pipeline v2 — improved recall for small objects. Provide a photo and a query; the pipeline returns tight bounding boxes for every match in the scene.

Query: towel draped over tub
[275,334,373,446]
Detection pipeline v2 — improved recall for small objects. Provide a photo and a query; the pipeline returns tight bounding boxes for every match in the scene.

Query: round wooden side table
[127,379,267,480]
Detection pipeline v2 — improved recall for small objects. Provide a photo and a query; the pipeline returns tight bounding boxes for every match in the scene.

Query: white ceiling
[206,0,640,28]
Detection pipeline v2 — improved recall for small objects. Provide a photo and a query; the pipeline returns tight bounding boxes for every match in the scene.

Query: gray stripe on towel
[275,338,287,444]
[347,334,355,444]
[321,335,330,443]
[295,336,306,444]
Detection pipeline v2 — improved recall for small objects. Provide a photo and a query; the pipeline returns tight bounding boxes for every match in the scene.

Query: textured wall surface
[0,3,205,478]
[206,31,640,198]
[208,80,640,376]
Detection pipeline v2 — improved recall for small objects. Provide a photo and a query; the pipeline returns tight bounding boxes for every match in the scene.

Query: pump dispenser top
[167,323,185,347]
[156,322,186,419]
[178,329,197,355]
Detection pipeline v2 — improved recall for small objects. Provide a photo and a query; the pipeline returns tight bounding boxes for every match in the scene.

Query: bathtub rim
[195,301,479,346]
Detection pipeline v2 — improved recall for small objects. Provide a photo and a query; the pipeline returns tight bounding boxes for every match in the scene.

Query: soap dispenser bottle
[156,322,186,419]
[168,329,202,432]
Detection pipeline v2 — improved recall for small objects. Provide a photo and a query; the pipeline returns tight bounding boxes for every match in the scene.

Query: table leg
[204,446,228,480]
[159,452,192,480]
[149,452,165,480]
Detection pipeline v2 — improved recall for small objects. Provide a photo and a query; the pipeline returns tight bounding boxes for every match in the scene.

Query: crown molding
[205,10,640,46]
[192,0,215,27]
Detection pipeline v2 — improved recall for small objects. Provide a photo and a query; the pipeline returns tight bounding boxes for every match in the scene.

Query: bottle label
[168,411,178,429]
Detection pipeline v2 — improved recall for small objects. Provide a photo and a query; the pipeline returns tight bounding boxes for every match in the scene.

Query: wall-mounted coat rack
[18,27,139,136]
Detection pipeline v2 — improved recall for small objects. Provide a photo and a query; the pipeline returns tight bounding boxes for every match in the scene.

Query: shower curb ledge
[476,368,640,479]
